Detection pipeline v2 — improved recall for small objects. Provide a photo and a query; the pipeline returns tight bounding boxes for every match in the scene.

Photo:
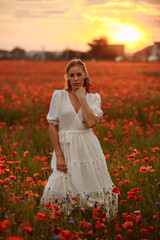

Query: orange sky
[0,0,160,53]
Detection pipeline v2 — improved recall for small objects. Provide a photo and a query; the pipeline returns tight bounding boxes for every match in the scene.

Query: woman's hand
[56,153,67,173]
[75,87,86,100]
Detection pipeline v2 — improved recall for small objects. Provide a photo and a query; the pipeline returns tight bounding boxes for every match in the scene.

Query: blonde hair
[64,59,92,93]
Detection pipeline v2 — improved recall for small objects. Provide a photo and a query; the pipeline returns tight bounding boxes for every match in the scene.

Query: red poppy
[120,200,127,204]
[80,220,91,228]
[0,219,10,232]
[139,228,148,234]
[149,226,154,231]
[142,157,149,163]
[117,166,125,171]
[95,220,106,229]
[152,147,159,152]
[33,173,39,178]
[36,212,46,220]
[127,229,134,234]
[24,151,28,157]
[72,197,77,202]
[59,229,72,240]
[116,234,123,240]
[6,238,24,240]
[85,230,93,236]
[0,180,3,184]
[112,187,120,194]
[122,221,133,229]
[140,166,147,172]
[113,170,118,176]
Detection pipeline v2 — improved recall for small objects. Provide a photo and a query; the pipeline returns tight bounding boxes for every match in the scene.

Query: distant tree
[88,36,124,60]
[0,50,9,59]
[88,36,109,60]
[61,49,92,60]
[11,47,26,60]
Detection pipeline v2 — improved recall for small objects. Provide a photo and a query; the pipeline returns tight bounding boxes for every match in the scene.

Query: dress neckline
[66,90,88,115]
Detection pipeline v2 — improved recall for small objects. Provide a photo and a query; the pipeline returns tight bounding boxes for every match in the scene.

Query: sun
[115,25,141,43]
[110,23,152,52]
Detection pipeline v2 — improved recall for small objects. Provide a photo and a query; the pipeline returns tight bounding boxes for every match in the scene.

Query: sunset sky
[0,0,160,53]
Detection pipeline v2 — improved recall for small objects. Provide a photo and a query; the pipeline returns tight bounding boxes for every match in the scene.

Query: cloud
[141,0,160,4]
[15,9,68,19]
[83,0,160,7]
[15,0,53,1]
[83,0,108,5]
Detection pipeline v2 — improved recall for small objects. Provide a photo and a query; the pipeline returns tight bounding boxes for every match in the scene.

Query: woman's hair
[64,59,92,93]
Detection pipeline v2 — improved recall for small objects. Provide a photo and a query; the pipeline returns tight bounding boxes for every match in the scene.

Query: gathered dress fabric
[40,89,118,217]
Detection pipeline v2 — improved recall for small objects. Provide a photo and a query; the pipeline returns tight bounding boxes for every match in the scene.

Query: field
[0,60,160,240]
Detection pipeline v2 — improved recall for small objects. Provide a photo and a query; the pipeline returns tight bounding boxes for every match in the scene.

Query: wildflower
[113,170,118,176]
[6,238,24,240]
[51,226,61,235]
[139,228,148,234]
[155,202,160,206]
[117,166,125,171]
[122,221,133,228]
[22,222,33,234]
[142,157,149,163]
[24,151,28,157]
[149,226,154,231]
[135,215,143,225]
[95,220,106,229]
[36,212,45,220]
[33,173,39,178]
[133,210,140,214]
[6,161,14,165]
[123,179,130,184]
[120,200,127,204]
[85,230,93,236]
[127,155,135,160]
[53,235,59,239]
[118,181,123,186]
[103,137,108,142]
[140,166,147,172]
[59,229,72,240]
[79,208,85,213]
[152,147,159,152]
[133,159,139,165]
[112,187,120,194]
[23,167,29,173]
[137,179,142,182]
[127,229,134,234]
[0,180,3,184]
[72,197,77,202]
[68,220,74,224]
[0,219,10,232]
[116,234,123,240]
[81,220,91,228]
[46,204,54,209]
[86,193,92,198]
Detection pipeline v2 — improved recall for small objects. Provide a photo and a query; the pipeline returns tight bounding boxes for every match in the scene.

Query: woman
[40,59,118,217]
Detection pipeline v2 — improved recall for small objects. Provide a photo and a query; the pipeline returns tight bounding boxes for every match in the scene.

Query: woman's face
[68,65,86,92]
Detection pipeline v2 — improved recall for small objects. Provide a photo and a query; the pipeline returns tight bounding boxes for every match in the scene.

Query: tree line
[0,37,125,61]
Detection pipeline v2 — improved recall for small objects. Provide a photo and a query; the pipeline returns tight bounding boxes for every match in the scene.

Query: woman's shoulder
[52,89,65,96]
[88,92,101,99]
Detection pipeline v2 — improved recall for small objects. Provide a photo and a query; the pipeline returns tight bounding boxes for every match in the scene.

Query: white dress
[40,89,118,217]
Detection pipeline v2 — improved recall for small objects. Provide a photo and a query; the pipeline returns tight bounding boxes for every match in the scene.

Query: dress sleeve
[46,90,60,125]
[90,93,103,119]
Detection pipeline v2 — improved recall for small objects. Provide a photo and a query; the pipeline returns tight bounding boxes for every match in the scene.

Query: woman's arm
[49,123,67,173]
[76,87,98,128]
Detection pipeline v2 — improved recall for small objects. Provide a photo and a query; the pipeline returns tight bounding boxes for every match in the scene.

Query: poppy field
[0,60,160,240]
